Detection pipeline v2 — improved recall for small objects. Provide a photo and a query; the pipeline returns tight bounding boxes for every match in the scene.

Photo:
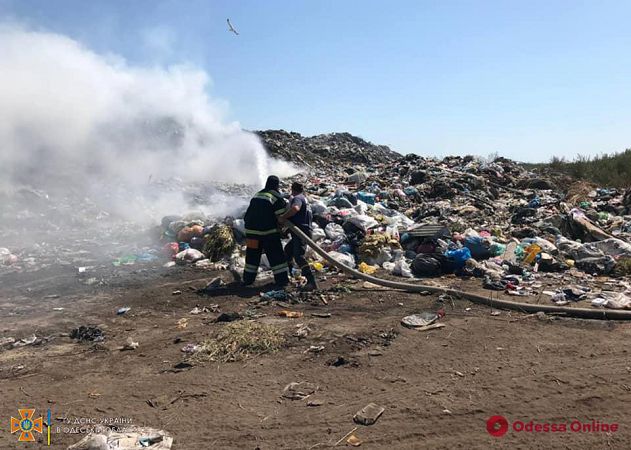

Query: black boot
[301,267,318,291]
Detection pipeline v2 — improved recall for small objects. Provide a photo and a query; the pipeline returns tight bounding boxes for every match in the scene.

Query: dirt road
[1,265,630,449]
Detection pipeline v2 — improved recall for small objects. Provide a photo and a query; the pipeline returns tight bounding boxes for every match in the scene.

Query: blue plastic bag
[445,247,472,268]
[357,192,376,205]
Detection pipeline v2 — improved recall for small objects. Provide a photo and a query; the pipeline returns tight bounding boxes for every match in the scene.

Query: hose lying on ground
[286,222,631,320]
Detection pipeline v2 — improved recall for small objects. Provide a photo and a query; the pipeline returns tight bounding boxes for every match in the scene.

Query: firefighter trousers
[243,234,289,287]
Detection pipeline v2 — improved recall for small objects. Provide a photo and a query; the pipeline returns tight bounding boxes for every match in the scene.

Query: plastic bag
[385,225,400,241]
[489,243,506,257]
[358,262,378,274]
[464,236,491,259]
[522,244,542,264]
[325,223,345,240]
[346,214,379,232]
[311,200,327,216]
[162,242,179,259]
[357,192,376,205]
[364,248,393,266]
[412,255,443,277]
[328,251,355,268]
[445,247,471,268]
[175,248,205,264]
[311,227,326,242]
[393,259,413,278]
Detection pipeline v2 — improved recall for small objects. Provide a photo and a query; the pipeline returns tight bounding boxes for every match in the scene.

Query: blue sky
[1,0,631,161]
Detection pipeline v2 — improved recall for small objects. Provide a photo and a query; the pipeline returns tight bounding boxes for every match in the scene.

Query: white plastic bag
[325,223,345,240]
[346,214,379,232]
[175,249,205,264]
[311,227,326,242]
[393,259,413,278]
[328,251,356,268]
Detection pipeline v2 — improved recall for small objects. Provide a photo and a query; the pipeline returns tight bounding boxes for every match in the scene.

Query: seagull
[227,18,239,35]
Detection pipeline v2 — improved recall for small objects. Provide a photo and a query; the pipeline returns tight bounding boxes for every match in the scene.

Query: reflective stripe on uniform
[271,262,288,274]
[245,228,279,236]
[271,262,288,271]
[254,192,275,203]
[275,207,287,215]
[244,264,259,273]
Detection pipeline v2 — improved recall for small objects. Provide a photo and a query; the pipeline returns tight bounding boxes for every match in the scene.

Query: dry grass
[564,180,597,204]
[614,258,631,277]
[194,321,285,362]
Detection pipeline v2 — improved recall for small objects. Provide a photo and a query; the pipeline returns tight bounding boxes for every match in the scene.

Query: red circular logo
[487,415,509,437]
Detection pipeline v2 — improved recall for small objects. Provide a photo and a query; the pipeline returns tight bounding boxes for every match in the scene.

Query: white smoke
[0,24,297,222]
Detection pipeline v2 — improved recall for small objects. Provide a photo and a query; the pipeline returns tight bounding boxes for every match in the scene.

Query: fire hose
[285,222,631,320]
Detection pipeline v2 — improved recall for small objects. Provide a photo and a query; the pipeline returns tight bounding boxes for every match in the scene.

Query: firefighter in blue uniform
[242,175,289,287]
[279,181,318,291]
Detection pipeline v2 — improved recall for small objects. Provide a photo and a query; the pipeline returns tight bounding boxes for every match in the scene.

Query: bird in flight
[227,19,239,35]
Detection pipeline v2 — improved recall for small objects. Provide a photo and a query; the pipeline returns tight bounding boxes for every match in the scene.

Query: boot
[301,267,319,292]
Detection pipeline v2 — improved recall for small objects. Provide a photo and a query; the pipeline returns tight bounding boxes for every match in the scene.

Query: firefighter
[242,175,289,287]
[279,181,318,291]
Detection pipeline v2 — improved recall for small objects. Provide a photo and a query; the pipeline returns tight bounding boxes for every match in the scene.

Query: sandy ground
[1,264,630,449]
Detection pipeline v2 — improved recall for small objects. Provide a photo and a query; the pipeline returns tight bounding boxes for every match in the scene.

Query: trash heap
[158,133,631,309]
[159,212,237,268]
[256,130,400,170]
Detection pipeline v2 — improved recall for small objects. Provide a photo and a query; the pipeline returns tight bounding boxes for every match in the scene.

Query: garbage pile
[159,213,239,269]
[256,130,400,170]
[159,147,631,310]
[0,180,252,275]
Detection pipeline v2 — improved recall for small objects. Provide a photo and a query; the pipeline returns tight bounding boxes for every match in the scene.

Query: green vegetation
[524,149,631,188]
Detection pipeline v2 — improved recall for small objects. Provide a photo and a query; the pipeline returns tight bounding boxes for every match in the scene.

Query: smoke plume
[0,24,296,222]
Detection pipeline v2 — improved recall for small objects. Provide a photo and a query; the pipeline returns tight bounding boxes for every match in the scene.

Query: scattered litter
[278,310,304,318]
[121,337,139,351]
[198,277,225,293]
[401,312,439,328]
[334,427,358,447]
[215,312,242,322]
[358,262,377,275]
[361,281,388,290]
[282,382,318,400]
[305,345,325,353]
[327,356,357,367]
[12,334,38,347]
[294,324,311,338]
[181,344,200,354]
[347,434,363,447]
[190,306,210,315]
[353,403,385,425]
[0,337,16,347]
[261,289,288,301]
[176,318,189,329]
[410,323,446,332]
[70,326,104,342]
[592,292,631,309]
[67,427,173,450]
[116,307,131,315]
